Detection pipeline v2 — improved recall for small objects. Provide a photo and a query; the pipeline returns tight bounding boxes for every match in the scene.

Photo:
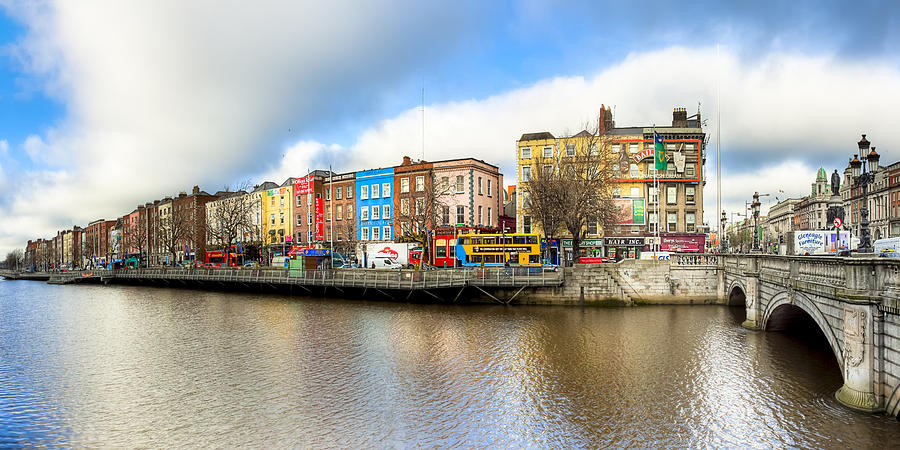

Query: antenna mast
[716,44,722,250]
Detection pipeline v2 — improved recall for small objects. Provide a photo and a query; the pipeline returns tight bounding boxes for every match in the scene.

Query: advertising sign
[633,148,653,163]
[314,198,324,241]
[294,176,313,195]
[604,237,644,247]
[660,234,705,253]
[303,248,332,257]
[288,244,313,255]
[611,198,646,225]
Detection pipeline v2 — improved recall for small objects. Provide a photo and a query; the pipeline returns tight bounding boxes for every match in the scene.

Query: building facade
[356,168,394,242]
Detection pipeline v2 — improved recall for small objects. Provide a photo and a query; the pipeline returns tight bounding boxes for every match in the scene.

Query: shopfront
[604,237,645,261]
[563,238,605,265]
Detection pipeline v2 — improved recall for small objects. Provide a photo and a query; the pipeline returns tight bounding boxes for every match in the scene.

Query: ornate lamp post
[850,134,880,253]
[720,210,727,252]
[751,192,761,252]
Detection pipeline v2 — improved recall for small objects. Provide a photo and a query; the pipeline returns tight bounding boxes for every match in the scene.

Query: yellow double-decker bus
[455,233,541,266]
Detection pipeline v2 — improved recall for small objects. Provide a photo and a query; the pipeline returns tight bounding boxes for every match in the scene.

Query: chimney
[672,107,688,127]
[192,185,200,195]
[402,156,412,166]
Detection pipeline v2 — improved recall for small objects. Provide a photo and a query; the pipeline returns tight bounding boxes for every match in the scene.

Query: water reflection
[1,280,897,447]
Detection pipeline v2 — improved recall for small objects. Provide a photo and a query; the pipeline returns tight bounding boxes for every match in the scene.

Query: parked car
[243,261,259,268]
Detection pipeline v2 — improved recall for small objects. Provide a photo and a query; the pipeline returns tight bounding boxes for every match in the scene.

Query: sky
[1,0,900,254]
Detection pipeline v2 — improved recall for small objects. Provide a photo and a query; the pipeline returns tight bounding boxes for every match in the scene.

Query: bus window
[526,236,538,244]
[529,254,540,264]
[484,237,495,245]
[514,236,525,244]
[449,239,456,257]
[436,239,447,258]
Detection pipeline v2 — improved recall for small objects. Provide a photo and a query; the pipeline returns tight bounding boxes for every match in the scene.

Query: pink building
[432,158,504,228]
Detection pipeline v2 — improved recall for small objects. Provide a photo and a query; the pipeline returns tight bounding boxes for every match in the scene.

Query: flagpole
[716,43,722,252]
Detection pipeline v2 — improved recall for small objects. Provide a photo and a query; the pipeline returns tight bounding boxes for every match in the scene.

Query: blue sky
[1,1,900,254]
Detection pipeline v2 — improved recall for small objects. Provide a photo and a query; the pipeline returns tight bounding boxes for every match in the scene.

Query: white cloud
[276,46,900,232]
[0,139,8,156]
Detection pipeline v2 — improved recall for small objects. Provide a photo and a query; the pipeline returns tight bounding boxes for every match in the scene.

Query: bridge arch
[762,291,844,373]
[726,280,747,306]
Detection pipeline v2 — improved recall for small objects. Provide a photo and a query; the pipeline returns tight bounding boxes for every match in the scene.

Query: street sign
[833,217,842,229]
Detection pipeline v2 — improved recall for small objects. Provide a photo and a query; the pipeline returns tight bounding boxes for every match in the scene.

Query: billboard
[314,198,324,241]
[294,176,313,195]
[660,234,706,253]
[611,198,645,225]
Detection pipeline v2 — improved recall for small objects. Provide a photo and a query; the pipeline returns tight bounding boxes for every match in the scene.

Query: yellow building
[261,178,295,255]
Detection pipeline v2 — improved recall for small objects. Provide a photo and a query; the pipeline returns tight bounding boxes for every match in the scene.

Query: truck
[874,237,900,258]
[785,230,854,256]
[357,242,417,268]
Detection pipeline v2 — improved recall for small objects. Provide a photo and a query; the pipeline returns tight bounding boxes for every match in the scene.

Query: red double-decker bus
[205,249,238,267]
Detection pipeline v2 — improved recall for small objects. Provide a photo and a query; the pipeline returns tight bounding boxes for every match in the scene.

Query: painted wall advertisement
[314,198,324,241]
[266,187,290,196]
[611,198,646,225]
[659,234,706,253]
[294,176,313,195]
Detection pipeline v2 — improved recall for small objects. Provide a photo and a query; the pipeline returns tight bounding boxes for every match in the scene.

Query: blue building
[356,168,394,242]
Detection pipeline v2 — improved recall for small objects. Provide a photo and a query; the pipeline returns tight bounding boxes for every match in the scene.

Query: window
[383,204,390,219]
[326,205,331,221]
[630,187,640,198]
[487,207,492,225]
[361,207,369,221]
[456,206,465,225]
[361,227,369,240]
[279,212,284,224]
[346,187,352,199]
[521,147,531,158]
[382,183,390,197]
[667,162,675,178]
[372,206,379,220]
[325,188,331,201]
[415,198,423,215]
[478,206,483,224]
[666,143,675,151]
[296,195,302,207]
[686,212,696,232]
[401,198,410,215]
[441,177,449,191]
[667,212,677,232]
[543,146,552,158]
[347,205,353,219]
[611,143,620,153]
[648,212,658,233]
[270,214,275,225]
[543,164,553,176]
[523,215,532,233]
[361,185,369,200]
[415,176,424,192]
[383,226,391,240]
[307,212,312,225]
[296,214,302,226]
[613,188,621,198]
[587,221,598,235]
[686,186,695,204]
[337,205,343,220]
[566,144,576,157]
[686,143,695,150]
[442,206,450,224]
[336,186,342,199]
[455,175,464,193]
[629,163,639,178]
[487,179,492,197]
[280,196,284,206]
[372,226,380,240]
[307,193,313,205]
[686,164,695,177]
[371,184,379,199]
[401,178,409,193]
[629,143,638,154]
[522,166,531,182]
[478,177,483,195]
[649,187,659,204]
[667,186,677,204]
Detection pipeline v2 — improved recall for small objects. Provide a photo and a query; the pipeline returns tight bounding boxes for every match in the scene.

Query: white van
[873,237,900,258]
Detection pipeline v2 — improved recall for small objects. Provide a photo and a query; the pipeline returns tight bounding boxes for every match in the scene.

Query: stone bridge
[724,254,900,417]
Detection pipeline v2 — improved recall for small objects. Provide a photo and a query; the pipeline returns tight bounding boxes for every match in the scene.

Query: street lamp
[752,192,761,252]
[720,210,727,252]
[850,134,880,252]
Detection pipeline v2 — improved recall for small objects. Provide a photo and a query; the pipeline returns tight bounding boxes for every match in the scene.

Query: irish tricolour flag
[654,131,666,170]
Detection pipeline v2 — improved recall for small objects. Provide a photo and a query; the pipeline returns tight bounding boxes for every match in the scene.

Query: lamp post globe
[751,192,761,252]
[852,134,879,253]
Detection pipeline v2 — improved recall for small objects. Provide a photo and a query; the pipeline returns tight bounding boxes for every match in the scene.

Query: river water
[1,279,897,447]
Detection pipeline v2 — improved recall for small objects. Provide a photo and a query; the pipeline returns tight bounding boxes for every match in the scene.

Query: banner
[315,198,324,241]
[294,176,313,195]
[611,198,645,225]
[660,234,705,253]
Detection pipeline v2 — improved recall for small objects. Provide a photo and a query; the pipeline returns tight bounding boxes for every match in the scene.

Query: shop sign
[633,148,653,163]
[604,237,645,247]
[303,248,331,257]
[562,238,604,248]
[660,235,705,253]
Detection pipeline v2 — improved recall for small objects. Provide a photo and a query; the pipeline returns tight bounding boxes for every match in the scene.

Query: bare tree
[5,249,24,270]
[158,208,191,265]
[125,218,148,266]
[522,122,617,263]
[205,188,253,256]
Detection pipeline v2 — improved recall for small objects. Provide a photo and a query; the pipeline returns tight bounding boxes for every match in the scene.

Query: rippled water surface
[1,279,897,447]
